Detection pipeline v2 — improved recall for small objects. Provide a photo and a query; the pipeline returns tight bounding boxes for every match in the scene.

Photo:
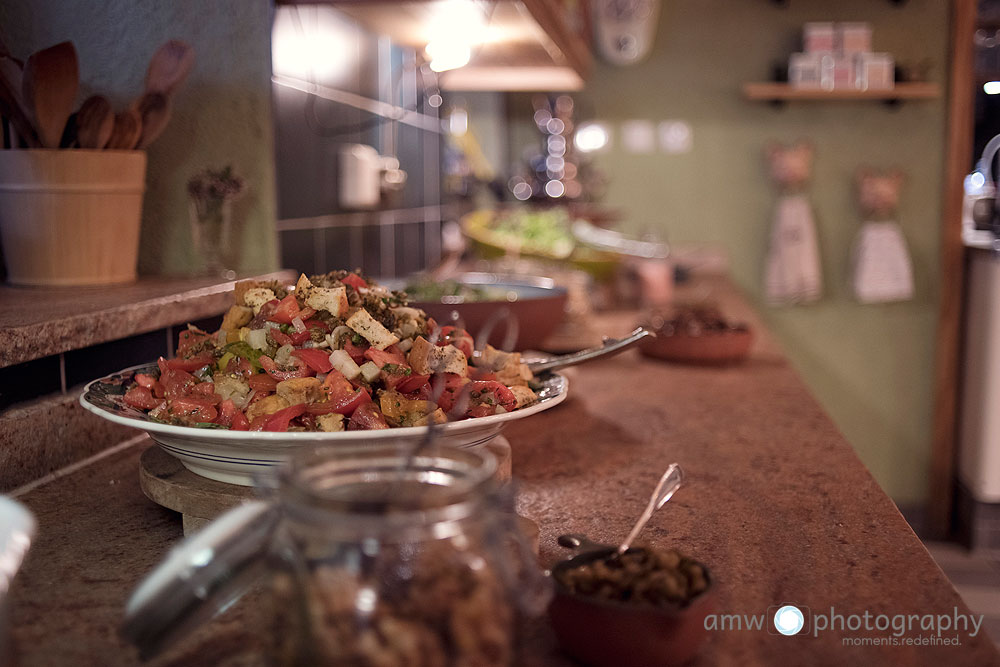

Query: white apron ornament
[850,168,914,304]
[764,141,822,305]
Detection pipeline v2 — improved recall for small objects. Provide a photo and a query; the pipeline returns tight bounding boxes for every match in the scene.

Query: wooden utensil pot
[0,149,146,285]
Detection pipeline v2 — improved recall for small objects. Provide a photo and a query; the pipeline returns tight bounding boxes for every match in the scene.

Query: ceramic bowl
[548,535,714,667]
[401,273,568,351]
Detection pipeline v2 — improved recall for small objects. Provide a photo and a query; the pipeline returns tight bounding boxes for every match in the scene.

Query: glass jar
[123,444,549,666]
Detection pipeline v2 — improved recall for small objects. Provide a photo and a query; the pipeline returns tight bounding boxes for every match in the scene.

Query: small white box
[856,53,895,90]
[789,53,823,89]
[839,22,872,55]
[831,56,855,89]
[804,22,836,53]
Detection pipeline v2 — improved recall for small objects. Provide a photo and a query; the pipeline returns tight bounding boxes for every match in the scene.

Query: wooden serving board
[139,437,517,537]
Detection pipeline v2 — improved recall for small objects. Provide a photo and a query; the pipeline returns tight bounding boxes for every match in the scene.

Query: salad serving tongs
[524,327,655,374]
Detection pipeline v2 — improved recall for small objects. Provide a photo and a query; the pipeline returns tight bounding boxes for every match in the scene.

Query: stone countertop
[0,271,297,368]
[7,276,999,666]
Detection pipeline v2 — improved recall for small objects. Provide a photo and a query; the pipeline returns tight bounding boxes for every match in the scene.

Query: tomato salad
[123,270,539,433]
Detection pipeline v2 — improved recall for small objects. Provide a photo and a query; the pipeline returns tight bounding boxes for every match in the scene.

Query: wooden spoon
[75,95,114,149]
[131,91,170,149]
[144,40,194,96]
[105,109,141,150]
[0,55,38,147]
[21,41,79,148]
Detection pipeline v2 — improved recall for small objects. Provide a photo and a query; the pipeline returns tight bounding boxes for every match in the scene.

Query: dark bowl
[548,535,714,667]
[402,273,568,351]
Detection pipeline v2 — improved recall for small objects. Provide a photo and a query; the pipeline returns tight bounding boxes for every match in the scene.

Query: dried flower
[187,165,246,203]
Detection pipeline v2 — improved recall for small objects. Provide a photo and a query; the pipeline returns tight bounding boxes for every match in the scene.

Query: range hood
[325,0,592,91]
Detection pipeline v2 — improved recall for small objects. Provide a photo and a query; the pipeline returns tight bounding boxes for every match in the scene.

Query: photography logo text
[704,605,983,647]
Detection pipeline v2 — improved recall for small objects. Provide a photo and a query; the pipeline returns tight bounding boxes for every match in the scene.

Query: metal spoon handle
[526,327,655,374]
[617,463,684,555]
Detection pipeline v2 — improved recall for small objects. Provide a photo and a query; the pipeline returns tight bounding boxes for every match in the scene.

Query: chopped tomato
[430,373,468,412]
[225,356,254,380]
[297,307,316,320]
[164,354,214,372]
[288,329,312,346]
[346,401,389,430]
[302,318,329,333]
[259,355,315,380]
[160,367,197,399]
[344,340,368,365]
[466,404,494,419]
[268,295,302,325]
[439,326,474,358]
[124,386,160,410]
[321,369,354,397]
[269,328,294,347]
[262,404,308,432]
[364,346,407,368]
[425,317,439,336]
[248,373,278,392]
[249,300,280,328]
[464,380,517,414]
[306,387,371,417]
[177,328,212,355]
[468,367,497,382]
[396,373,431,393]
[231,411,250,431]
[215,399,240,427]
[291,348,333,374]
[188,382,222,404]
[341,273,367,290]
[135,373,165,398]
[248,415,269,431]
[169,397,218,423]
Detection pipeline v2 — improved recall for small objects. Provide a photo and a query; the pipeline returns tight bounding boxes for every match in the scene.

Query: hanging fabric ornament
[763,141,823,305]
[850,168,914,304]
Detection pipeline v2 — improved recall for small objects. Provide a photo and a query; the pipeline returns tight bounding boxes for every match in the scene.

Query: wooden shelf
[742,82,941,102]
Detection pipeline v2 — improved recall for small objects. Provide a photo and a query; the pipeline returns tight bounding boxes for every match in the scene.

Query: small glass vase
[189,197,236,278]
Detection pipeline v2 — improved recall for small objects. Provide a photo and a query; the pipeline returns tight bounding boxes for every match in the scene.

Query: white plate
[80,363,568,486]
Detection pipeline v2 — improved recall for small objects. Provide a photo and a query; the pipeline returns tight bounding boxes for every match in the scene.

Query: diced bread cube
[245,394,290,422]
[346,309,399,350]
[221,305,253,331]
[296,274,348,317]
[316,413,345,432]
[276,377,323,406]
[429,344,468,376]
[508,385,537,409]
[242,287,276,314]
[407,336,433,375]
[414,408,448,426]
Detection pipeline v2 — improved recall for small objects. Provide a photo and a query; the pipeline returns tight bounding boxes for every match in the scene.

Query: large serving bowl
[462,209,620,281]
[81,363,568,486]
[401,272,568,351]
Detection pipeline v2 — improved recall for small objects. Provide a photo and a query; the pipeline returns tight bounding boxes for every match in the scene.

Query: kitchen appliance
[594,0,660,66]
[959,132,1000,514]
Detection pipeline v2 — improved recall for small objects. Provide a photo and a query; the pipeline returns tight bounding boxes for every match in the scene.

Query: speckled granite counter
[0,271,296,368]
[7,276,999,666]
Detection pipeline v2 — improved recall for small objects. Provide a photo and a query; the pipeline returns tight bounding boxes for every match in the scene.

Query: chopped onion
[216,330,227,346]
[291,316,306,333]
[397,338,413,353]
[275,344,294,366]
[246,328,268,351]
[264,321,280,330]
[329,349,362,380]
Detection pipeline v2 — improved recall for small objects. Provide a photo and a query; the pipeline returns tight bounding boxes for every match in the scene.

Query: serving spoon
[525,327,655,374]
[617,463,684,555]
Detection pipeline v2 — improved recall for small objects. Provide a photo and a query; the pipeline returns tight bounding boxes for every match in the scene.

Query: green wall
[0,0,279,275]
[512,0,948,503]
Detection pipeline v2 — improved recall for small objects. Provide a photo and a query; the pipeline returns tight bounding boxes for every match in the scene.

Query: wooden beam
[928,0,976,538]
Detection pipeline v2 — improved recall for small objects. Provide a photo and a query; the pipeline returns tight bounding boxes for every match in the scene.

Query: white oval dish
[80,363,568,486]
